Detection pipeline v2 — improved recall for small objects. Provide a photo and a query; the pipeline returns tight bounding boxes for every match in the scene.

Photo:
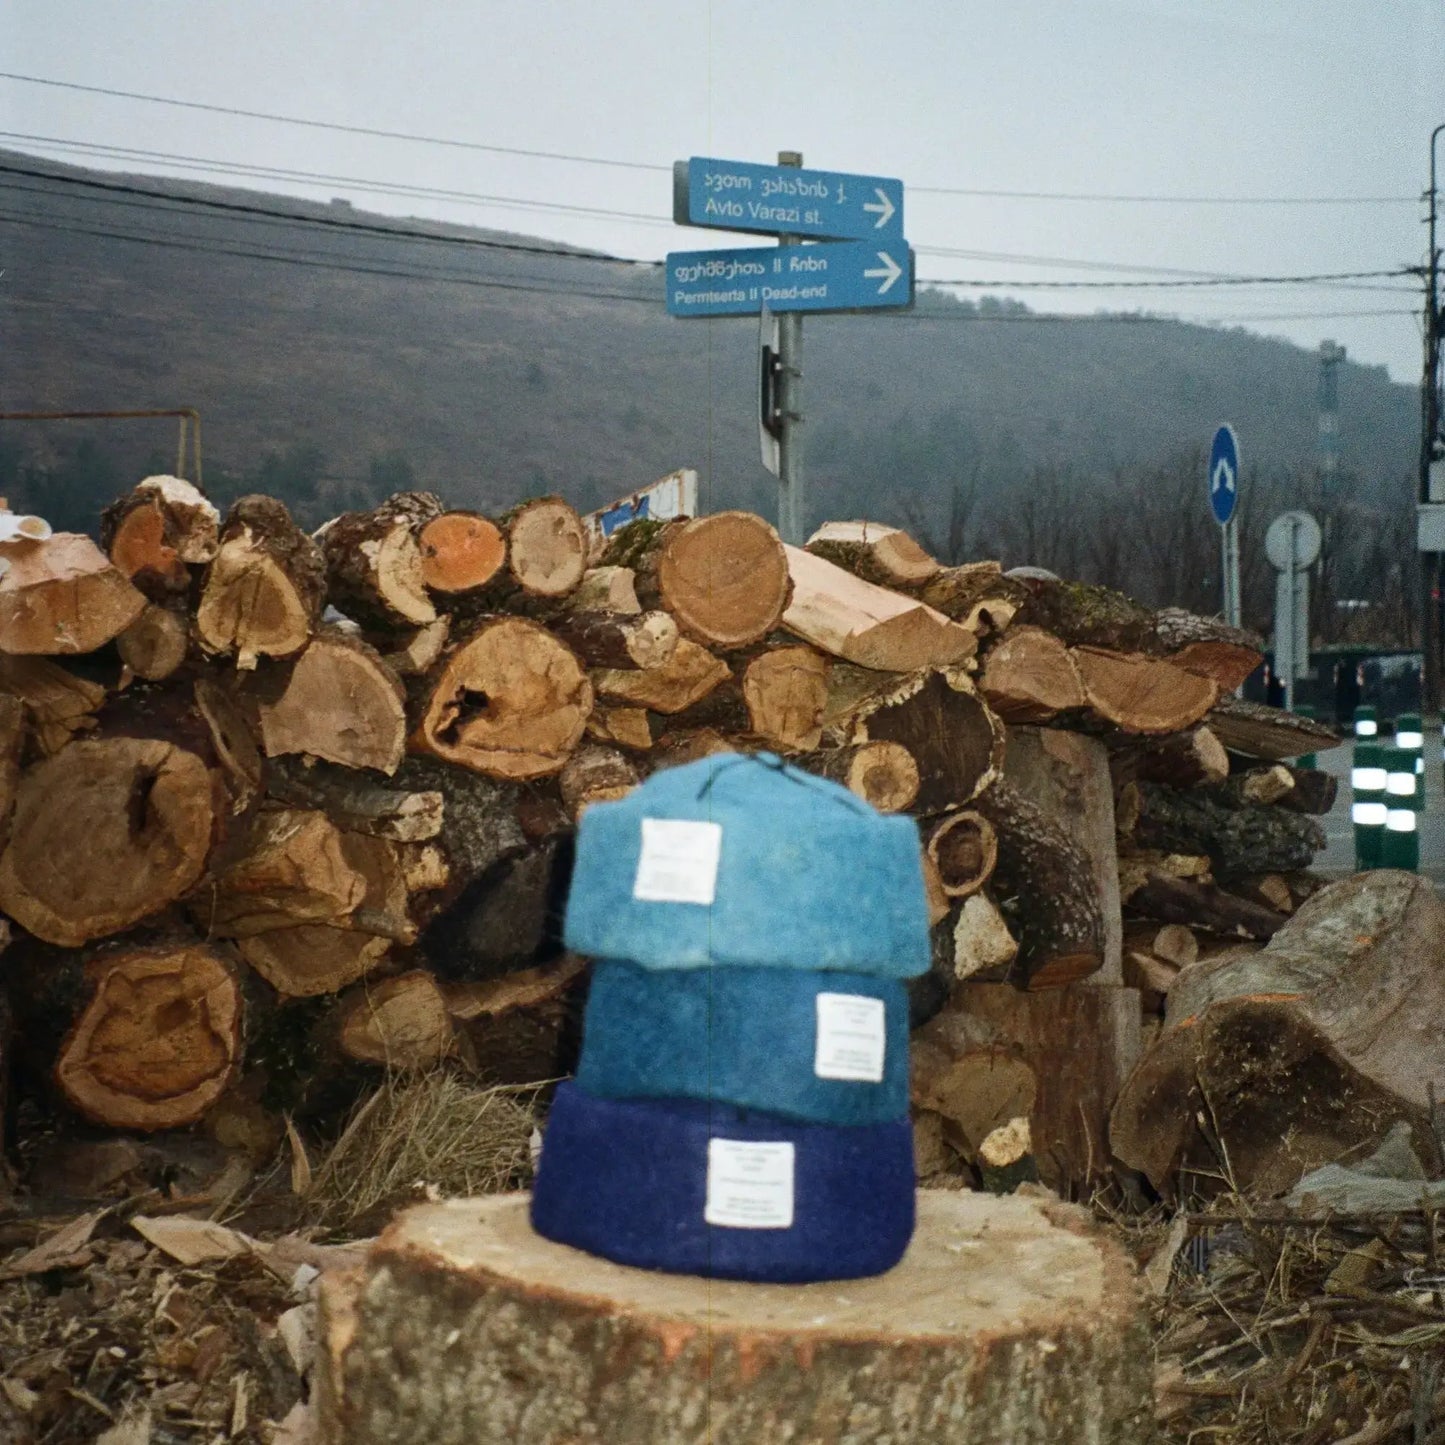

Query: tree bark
[1108,725,1230,791]
[973,779,1105,989]
[196,495,326,668]
[314,1192,1155,1445]
[550,610,678,670]
[316,492,443,629]
[0,532,146,654]
[1124,874,1286,941]
[1205,693,1342,761]
[1128,780,1325,879]
[1151,608,1263,690]
[411,617,593,779]
[1111,871,1445,1198]
[804,519,941,589]
[830,667,1004,816]
[0,737,219,946]
[101,475,220,599]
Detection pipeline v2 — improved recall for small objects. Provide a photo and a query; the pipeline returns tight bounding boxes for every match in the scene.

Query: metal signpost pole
[776,151,804,545]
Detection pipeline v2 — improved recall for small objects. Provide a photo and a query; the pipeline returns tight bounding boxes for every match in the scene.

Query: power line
[0,71,671,174]
[0,70,1415,206]
[0,134,674,231]
[2,158,1419,296]
[0,206,1418,330]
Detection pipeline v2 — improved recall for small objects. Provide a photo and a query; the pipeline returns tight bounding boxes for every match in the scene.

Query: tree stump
[314,1191,1154,1445]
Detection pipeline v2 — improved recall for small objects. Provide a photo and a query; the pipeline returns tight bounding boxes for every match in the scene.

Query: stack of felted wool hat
[530,752,930,1283]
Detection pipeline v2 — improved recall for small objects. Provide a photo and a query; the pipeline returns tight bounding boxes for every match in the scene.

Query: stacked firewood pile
[0,482,1343,1194]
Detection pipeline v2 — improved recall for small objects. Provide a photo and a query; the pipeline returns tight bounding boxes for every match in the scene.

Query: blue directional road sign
[666,241,912,318]
[675,157,903,242]
[1209,424,1241,526]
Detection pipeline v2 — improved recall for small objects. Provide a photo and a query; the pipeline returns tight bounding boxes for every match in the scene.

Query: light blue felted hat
[563,753,929,977]
[576,959,910,1125]
[530,1082,915,1282]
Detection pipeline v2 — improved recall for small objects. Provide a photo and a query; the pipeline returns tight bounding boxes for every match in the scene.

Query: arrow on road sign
[862,188,895,229]
[1212,457,1236,498]
[862,251,903,293]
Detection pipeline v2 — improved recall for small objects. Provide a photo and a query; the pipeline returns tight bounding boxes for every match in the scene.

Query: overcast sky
[3,1,1441,381]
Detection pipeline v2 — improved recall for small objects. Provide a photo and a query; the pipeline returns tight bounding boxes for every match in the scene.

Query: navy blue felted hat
[577,959,910,1125]
[563,753,929,977]
[530,1082,915,1282]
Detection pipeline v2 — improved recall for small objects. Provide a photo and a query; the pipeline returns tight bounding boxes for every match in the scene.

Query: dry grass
[307,1069,546,1231]
[1123,1195,1445,1444]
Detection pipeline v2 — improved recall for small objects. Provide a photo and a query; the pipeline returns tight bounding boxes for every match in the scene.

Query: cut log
[604,513,791,650]
[0,532,146,654]
[926,810,998,898]
[54,941,243,1130]
[796,741,920,813]
[830,667,1004,815]
[1151,924,1198,969]
[196,495,326,668]
[416,510,506,595]
[804,519,941,589]
[948,892,1019,981]
[101,475,220,596]
[1129,780,1325,879]
[440,952,587,1022]
[316,492,442,628]
[501,496,589,600]
[1222,758,1337,815]
[973,778,1105,989]
[585,704,653,750]
[550,609,678,670]
[253,630,408,775]
[266,756,443,842]
[1153,608,1263,690]
[116,601,191,681]
[199,806,379,937]
[314,1192,1154,1445]
[0,653,107,755]
[1217,763,1295,807]
[411,617,593,779]
[591,636,728,714]
[1231,872,1296,914]
[0,738,217,946]
[558,744,639,817]
[1108,725,1230,791]
[912,1010,1038,1161]
[919,849,952,926]
[917,561,1028,633]
[1071,646,1219,734]
[978,626,1085,722]
[740,644,830,750]
[1111,871,1445,1198]
[1124,874,1287,941]
[1206,693,1342,760]
[193,676,265,814]
[567,565,640,615]
[1116,848,1213,903]
[647,727,741,770]
[332,970,455,1070]
[951,982,1142,1192]
[0,693,22,837]
[1004,727,1123,987]
[380,617,451,677]
[782,544,977,671]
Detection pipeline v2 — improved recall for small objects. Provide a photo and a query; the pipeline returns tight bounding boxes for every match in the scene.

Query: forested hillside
[0,149,1421,638]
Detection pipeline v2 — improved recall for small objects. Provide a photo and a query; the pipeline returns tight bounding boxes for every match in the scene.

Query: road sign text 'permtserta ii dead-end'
[675,157,903,242]
[666,241,913,318]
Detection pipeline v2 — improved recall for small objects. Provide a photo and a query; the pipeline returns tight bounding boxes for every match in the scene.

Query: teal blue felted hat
[577,959,910,1125]
[563,753,930,977]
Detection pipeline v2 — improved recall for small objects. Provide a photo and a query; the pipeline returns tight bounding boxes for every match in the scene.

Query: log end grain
[506,497,588,599]
[660,510,791,649]
[418,511,506,594]
[315,1190,1154,1445]
[0,532,147,654]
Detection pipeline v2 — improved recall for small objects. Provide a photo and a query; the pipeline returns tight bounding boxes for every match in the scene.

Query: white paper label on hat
[705,1139,795,1229]
[633,818,722,905]
[814,993,886,1082]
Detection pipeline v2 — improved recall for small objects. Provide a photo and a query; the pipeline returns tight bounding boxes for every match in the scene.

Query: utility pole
[776,150,805,545]
[1316,340,1344,641]
[1421,124,1444,716]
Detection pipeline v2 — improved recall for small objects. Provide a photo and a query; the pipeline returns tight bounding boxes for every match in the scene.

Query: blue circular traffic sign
[1208,425,1240,526]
